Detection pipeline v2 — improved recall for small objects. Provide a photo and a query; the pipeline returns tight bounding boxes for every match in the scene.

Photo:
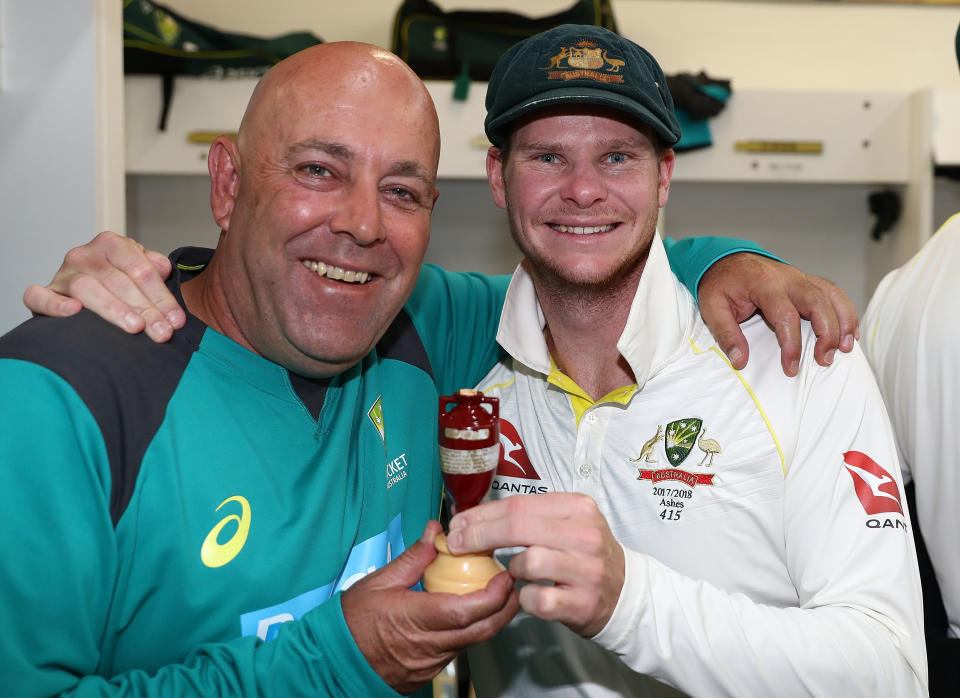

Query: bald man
[0,43,520,697]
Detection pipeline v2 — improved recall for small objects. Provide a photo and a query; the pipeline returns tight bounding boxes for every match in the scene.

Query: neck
[532,264,642,401]
[180,257,255,355]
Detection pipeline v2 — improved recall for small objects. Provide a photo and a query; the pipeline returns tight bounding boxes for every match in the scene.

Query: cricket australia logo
[542,39,626,84]
[665,418,702,467]
[368,396,385,441]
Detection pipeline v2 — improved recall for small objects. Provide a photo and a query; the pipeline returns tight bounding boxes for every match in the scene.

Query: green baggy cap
[484,24,681,148]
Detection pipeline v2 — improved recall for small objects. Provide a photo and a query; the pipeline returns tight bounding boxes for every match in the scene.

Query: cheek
[248,182,327,230]
[388,213,431,268]
[282,193,329,229]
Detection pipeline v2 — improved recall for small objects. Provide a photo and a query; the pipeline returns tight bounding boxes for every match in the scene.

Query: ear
[486,146,507,210]
[657,148,676,209]
[208,135,241,230]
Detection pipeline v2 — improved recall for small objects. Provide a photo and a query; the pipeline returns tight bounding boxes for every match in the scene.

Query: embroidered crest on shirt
[665,418,703,466]
[368,396,385,441]
[634,419,719,524]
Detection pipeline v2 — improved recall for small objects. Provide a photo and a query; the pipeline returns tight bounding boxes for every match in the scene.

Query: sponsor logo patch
[368,396,385,441]
[201,495,252,568]
[843,451,903,516]
[496,418,540,480]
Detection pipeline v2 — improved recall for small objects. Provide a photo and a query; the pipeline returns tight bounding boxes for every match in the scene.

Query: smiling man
[0,42,521,698]
[444,25,928,697]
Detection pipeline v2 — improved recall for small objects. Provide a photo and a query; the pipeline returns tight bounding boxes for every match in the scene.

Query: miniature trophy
[423,389,505,594]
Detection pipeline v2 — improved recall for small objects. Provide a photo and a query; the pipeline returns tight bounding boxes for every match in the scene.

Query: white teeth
[552,224,615,234]
[302,259,370,284]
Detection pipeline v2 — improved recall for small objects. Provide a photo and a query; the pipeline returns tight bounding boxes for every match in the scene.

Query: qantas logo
[497,418,540,479]
[843,451,903,516]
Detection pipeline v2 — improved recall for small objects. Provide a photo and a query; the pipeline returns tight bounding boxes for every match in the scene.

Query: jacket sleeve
[591,343,927,697]
[403,264,510,395]
[0,360,411,698]
[663,236,783,302]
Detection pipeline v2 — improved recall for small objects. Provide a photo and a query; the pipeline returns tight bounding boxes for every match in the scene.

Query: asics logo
[201,495,252,568]
[843,451,903,516]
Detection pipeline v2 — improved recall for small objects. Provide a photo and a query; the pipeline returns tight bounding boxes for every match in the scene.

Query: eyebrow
[286,139,353,160]
[386,160,434,186]
[516,136,647,153]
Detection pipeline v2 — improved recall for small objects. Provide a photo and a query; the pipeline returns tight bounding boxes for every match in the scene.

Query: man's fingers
[785,282,840,367]
[770,306,802,377]
[22,285,82,318]
[342,559,517,693]
[509,544,587,588]
[66,271,162,336]
[363,522,441,593]
[448,494,603,555]
[813,277,859,351]
[99,240,179,339]
[694,286,750,369]
[30,231,182,343]
[421,571,519,637]
[144,250,185,328]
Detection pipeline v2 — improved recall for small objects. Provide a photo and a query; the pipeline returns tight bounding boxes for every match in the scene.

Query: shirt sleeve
[591,343,927,697]
[863,214,960,638]
[0,360,413,698]
[663,236,784,303]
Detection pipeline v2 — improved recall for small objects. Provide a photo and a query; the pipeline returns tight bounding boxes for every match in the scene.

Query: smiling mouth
[302,259,371,284]
[549,223,617,235]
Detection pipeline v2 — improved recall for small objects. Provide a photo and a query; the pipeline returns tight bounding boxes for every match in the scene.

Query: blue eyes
[536,153,629,165]
[304,164,330,177]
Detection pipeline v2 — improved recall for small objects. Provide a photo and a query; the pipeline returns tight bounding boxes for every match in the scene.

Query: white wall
[160,0,960,91]
[0,1,98,333]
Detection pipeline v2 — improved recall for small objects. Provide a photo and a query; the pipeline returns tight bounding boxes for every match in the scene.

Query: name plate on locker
[672,90,910,184]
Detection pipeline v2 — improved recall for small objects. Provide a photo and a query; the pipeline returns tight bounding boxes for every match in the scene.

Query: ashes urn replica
[423,389,505,594]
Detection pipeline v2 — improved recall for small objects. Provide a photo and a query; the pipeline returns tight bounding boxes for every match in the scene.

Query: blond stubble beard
[511,202,661,318]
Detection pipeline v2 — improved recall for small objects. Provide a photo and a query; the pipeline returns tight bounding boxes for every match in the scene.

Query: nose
[329,180,384,245]
[561,161,607,208]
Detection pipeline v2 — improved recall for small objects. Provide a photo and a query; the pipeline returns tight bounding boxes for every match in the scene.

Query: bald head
[237,42,440,174]
[191,41,445,378]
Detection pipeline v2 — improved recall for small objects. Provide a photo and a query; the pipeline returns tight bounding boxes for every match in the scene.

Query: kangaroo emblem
[631,425,664,464]
[602,50,626,72]
[545,46,570,69]
[697,428,722,467]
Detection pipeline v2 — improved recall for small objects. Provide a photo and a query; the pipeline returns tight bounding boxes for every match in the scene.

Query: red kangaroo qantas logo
[497,419,540,480]
[843,451,903,515]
